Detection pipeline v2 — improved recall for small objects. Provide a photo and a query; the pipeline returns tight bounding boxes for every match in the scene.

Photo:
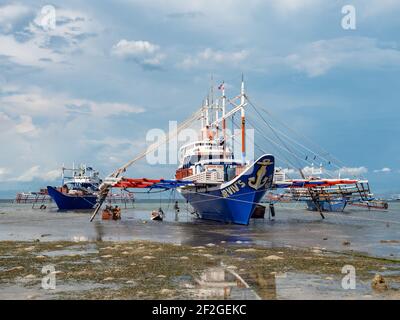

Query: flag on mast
[218,82,224,90]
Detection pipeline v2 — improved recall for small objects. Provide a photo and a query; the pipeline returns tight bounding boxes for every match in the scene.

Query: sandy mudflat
[0,201,399,299]
[0,240,399,300]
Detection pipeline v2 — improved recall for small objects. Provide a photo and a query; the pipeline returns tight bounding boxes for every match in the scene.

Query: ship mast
[240,75,246,163]
[222,82,227,158]
[208,76,248,164]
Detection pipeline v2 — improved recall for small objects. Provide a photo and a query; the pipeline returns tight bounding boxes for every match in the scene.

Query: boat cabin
[176,140,245,183]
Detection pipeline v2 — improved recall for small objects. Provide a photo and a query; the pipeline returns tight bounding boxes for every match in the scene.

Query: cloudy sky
[0,0,399,197]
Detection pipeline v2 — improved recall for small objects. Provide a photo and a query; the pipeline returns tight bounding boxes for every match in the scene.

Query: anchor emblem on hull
[248,159,273,190]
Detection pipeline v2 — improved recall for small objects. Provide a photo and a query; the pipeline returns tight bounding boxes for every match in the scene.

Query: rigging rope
[110,108,203,178]
[246,96,347,169]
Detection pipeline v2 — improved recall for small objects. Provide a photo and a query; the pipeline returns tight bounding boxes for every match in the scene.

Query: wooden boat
[102,206,121,220]
[348,200,389,210]
[151,208,164,221]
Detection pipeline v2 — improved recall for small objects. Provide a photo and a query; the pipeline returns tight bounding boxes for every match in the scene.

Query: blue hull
[306,199,347,212]
[180,155,275,225]
[47,186,97,210]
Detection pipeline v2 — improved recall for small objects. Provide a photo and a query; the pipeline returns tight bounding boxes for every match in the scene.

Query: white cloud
[10,165,60,182]
[271,0,318,12]
[43,169,61,181]
[0,84,146,185]
[26,7,98,48]
[359,0,400,18]
[0,86,144,119]
[335,166,368,177]
[15,115,39,136]
[111,39,165,66]
[0,167,8,176]
[0,3,31,32]
[0,34,60,67]
[0,7,99,68]
[285,37,400,77]
[14,165,40,182]
[112,40,159,56]
[179,48,248,69]
[373,167,391,173]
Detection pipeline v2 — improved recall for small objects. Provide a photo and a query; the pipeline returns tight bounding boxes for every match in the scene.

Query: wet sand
[0,201,399,299]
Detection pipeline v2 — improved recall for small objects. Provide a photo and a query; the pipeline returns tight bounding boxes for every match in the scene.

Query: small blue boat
[47,165,101,210]
[306,199,347,212]
[47,186,97,210]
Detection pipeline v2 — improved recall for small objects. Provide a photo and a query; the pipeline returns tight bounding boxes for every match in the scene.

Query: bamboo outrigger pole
[90,108,202,222]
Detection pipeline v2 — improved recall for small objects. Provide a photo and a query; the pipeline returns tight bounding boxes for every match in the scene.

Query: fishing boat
[173,80,275,224]
[90,78,275,225]
[151,208,164,221]
[47,165,101,210]
[270,162,382,213]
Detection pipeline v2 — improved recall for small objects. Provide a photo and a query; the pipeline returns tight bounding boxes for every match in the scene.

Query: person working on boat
[112,205,121,220]
[174,201,180,213]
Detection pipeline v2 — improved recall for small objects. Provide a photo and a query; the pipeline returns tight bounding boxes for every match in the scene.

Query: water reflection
[180,266,277,300]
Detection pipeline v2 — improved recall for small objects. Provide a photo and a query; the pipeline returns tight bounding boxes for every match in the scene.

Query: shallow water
[0,200,399,259]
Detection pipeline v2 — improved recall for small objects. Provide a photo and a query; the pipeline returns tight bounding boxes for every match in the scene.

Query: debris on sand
[142,255,155,260]
[263,255,283,261]
[191,246,205,249]
[371,274,389,291]
[5,266,24,272]
[226,265,237,270]
[103,277,114,281]
[160,289,174,295]
[41,234,51,238]
[235,248,258,253]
